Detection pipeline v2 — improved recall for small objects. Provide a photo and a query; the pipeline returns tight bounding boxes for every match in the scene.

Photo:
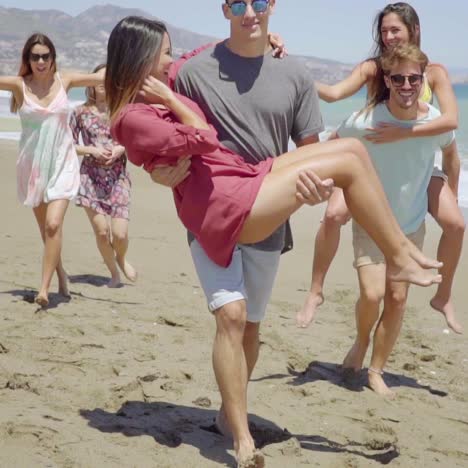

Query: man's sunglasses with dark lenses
[389,74,423,87]
[226,0,269,16]
[30,53,52,62]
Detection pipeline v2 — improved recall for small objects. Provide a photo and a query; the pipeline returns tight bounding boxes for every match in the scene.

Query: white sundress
[17,73,80,207]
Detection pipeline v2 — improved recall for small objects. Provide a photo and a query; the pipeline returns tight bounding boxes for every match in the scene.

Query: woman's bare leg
[238,138,441,287]
[33,204,69,297]
[427,176,465,333]
[297,188,351,327]
[84,208,122,287]
[33,199,70,307]
[111,218,137,283]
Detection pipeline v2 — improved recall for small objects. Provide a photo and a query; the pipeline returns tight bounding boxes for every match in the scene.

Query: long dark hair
[106,16,169,121]
[366,3,421,113]
[84,63,106,107]
[372,2,420,57]
[10,33,57,113]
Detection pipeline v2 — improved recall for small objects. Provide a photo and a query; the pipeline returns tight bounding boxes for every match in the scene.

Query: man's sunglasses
[30,53,52,62]
[225,0,269,17]
[389,74,423,87]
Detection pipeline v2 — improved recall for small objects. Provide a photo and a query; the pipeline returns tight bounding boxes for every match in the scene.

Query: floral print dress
[70,105,131,219]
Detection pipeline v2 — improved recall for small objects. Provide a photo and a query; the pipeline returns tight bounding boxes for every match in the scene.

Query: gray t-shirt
[175,41,324,252]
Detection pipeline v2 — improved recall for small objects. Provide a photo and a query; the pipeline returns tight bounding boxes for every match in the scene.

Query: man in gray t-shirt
[175,41,323,252]
[151,1,325,463]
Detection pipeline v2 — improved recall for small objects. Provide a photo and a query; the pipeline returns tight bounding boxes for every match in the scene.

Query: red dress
[111,94,273,267]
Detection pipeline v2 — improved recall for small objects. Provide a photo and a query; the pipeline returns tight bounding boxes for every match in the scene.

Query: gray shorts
[190,239,281,323]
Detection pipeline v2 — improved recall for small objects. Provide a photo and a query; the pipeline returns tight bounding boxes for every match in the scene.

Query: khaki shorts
[352,222,426,269]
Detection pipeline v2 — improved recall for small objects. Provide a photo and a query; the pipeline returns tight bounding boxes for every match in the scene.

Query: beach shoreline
[0,139,467,467]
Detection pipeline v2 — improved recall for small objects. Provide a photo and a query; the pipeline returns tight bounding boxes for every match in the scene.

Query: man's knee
[360,282,385,307]
[215,301,247,336]
[384,287,408,314]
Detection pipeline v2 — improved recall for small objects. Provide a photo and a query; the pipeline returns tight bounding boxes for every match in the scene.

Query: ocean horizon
[1,85,468,209]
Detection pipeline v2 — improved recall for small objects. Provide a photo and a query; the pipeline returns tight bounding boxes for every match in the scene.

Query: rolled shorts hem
[353,222,426,269]
[208,291,246,314]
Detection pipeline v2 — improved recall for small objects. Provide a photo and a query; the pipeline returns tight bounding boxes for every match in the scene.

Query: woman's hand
[90,146,113,163]
[139,76,175,106]
[364,122,412,144]
[98,145,126,166]
[268,32,287,58]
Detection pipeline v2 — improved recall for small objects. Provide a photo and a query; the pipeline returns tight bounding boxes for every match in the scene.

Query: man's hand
[150,156,192,188]
[296,169,334,205]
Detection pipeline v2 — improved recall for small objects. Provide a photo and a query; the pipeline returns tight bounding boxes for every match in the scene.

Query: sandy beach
[0,138,467,467]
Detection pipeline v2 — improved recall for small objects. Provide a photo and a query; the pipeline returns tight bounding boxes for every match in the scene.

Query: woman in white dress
[0,33,104,307]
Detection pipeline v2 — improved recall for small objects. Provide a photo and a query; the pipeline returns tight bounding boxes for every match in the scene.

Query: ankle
[368,366,384,375]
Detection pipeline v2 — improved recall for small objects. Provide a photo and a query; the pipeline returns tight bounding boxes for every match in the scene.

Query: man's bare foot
[367,368,395,398]
[430,297,463,334]
[35,294,49,308]
[386,254,442,287]
[215,408,232,438]
[237,449,265,468]
[296,291,324,328]
[116,257,137,283]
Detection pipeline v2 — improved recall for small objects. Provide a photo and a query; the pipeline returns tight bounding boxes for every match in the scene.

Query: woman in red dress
[107,16,441,288]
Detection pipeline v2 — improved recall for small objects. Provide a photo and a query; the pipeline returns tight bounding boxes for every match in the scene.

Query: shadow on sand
[81,400,400,466]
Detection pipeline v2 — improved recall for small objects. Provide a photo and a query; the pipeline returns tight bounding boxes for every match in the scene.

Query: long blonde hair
[106,16,169,122]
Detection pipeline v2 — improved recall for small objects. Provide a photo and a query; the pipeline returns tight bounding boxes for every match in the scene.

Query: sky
[3,1,468,69]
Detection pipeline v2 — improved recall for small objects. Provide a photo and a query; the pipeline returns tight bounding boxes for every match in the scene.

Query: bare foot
[116,257,138,283]
[408,245,443,270]
[215,408,232,438]
[296,291,324,328]
[35,294,49,308]
[367,369,395,398]
[237,449,265,468]
[430,297,463,334]
[57,269,71,298]
[107,275,123,289]
[343,341,368,372]
[386,253,442,287]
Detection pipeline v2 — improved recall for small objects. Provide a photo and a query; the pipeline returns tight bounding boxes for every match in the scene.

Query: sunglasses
[226,0,269,17]
[30,52,52,62]
[389,74,423,87]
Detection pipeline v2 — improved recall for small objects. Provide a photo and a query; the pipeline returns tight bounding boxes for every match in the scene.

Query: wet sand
[0,139,467,467]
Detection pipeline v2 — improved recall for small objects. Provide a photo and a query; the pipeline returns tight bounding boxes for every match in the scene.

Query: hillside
[0,4,353,83]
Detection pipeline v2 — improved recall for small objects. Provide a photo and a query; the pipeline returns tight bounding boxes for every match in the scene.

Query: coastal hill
[0,4,353,83]
[0,5,466,84]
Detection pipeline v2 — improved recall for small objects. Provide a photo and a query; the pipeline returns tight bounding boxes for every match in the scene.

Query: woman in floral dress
[70,64,136,287]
